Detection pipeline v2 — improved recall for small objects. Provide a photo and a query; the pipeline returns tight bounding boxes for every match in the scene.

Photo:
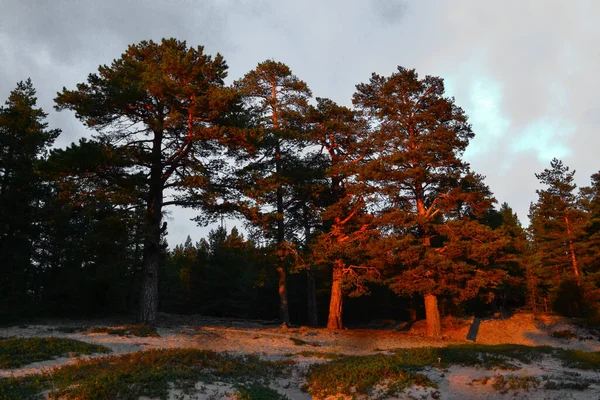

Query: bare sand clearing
[2,312,600,399]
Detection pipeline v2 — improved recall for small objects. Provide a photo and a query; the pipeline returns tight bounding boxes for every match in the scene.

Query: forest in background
[1,38,599,338]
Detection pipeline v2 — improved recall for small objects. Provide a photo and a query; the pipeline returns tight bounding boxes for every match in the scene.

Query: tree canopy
[1,39,598,335]
[54,38,238,322]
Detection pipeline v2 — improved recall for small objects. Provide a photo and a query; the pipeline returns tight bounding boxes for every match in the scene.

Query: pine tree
[528,159,588,316]
[529,159,585,287]
[306,98,378,329]
[353,67,507,337]
[0,79,60,316]
[55,39,236,323]
[232,60,312,325]
[578,172,600,320]
[579,172,600,273]
[484,203,529,311]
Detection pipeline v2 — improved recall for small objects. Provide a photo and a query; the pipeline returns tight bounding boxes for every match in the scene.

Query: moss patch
[0,348,293,400]
[88,324,159,337]
[0,337,110,369]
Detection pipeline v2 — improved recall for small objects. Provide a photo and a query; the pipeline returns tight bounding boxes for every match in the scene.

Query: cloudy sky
[1,0,599,246]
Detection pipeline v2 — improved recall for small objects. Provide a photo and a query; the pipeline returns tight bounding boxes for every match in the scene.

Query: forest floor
[2,312,600,399]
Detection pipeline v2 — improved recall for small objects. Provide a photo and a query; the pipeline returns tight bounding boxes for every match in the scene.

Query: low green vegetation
[0,375,47,400]
[0,337,110,369]
[436,344,554,370]
[541,371,599,391]
[552,329,579,340]
[3,344,600,399]
[490,374,540,392]
[289,337,320,347]
[304,344,600,398]
[234,382,289,400]
[295,350,343,360]
[0,348,293,400]
[558,348,600,370]
[88,324,159,338]
[304,351,438,398]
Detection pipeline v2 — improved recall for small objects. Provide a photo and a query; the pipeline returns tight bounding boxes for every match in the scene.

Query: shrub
[88,324,159,337]
[0,337,109,368]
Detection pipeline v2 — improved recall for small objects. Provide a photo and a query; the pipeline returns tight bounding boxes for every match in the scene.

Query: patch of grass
[556,349,600,370]
[53,326,85,334]
[304,353,437,399]
[289,337,319,347]
[304,345,574,399]
[0,375,46,400]
[295,351,342,360]
[234,382,289,400]
[541,372,595,391]
[0,348,293,400]
[543,380,589,390]
[448,345,600,371]
[552,329,578,340]
[491,374,540,392]
[0,337,110,369]
[88,324,159,338]
[437,344,554,370]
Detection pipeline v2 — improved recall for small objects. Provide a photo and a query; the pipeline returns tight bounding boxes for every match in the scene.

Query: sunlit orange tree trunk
[307,98,379,330]
[55,39,237,323]
[353,67,508,337]
[233,61,312,325]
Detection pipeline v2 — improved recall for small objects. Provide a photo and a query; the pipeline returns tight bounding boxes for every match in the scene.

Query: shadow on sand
[466,317,481,342]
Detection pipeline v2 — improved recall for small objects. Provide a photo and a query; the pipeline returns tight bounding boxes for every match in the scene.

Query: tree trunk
[138,209,161,323]
[564,216,581,286]
[277,263,290,325]
[417,196,441,338]
[327,264,344,329]
[138,132,163,324]
[275,138,290,325]
[424,293,442,338]
[303,204,318,327]
[307,266,318,327]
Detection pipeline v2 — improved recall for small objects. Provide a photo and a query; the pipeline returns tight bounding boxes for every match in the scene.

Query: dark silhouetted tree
[55,39,236,323]
[232,60,311,325]
[0,79,60,317]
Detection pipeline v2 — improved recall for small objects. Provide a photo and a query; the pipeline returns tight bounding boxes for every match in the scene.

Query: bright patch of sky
[512,119,574,161]
[461,77,510,159]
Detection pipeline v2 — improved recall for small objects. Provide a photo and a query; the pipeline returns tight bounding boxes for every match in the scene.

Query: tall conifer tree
[0,79,60,316]
[353,67,507,337]
[233,60,311,325]
[529,159,585,287]
[306,98,377,329]
[55,39,236,323]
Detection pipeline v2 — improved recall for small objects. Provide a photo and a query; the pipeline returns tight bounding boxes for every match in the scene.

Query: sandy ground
[2,312,600,399]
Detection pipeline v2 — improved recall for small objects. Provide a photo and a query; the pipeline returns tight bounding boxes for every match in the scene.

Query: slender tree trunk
[327,262,344,329]
[424,293,442,338]
[526,268,538,312]
[564,216,581,286]
[138,132,163,324]
[303,204,318,327]
[307,267,318,327]
[277,263,290,324]
[274,138,290,325]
